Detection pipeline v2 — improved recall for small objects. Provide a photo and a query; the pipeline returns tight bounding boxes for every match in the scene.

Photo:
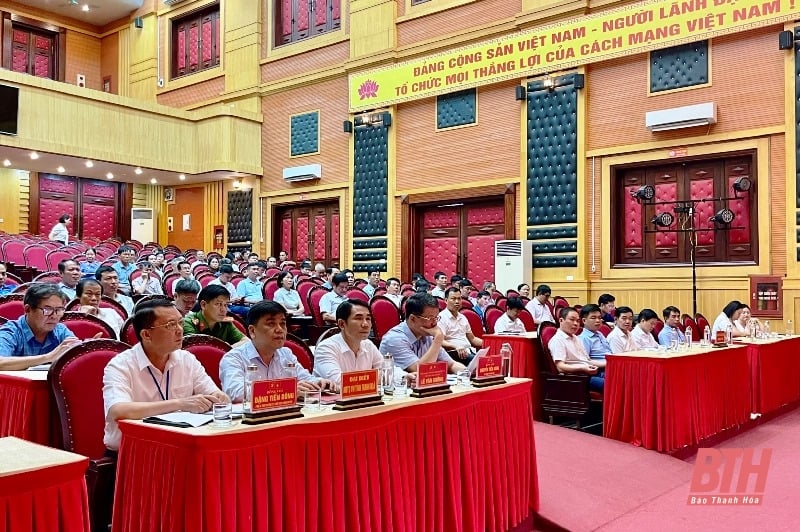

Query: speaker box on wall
[779,30,794,50]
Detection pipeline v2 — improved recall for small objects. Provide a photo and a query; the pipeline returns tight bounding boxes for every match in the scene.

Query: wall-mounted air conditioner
[283,164,322,183]
[645,102,717,132]
[494,240,533,294]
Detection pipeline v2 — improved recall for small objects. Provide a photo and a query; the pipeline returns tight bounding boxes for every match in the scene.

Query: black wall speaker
[779,30,794,50]
[343,120,353,133]
[573,74,585,89]
[515,85,527,101]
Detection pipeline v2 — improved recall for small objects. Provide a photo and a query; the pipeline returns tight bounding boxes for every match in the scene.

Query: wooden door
[276,201,340,266]
[10,25,55,79]
[36,175,122,241]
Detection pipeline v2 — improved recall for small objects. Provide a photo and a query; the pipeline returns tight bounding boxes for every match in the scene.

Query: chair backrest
[60,311,117,340]
[2,240,26,265]
[296,279,317,308]
[682,315,700,341]
[459,298,472,309]
[461,308,485,338]
[495,297,507,311]
[598,323,613,337]
[100,296,128,320]
[0,294,25,320]
[652,319,664,340]
[162,273,180,298]
[353,279,367,289]
[537,321,560,374]
[262,277,279,301]
[315,326,340,346]
[695,313,710,333]
[369,295,403,343]
[48,339,130,458]
[506,289,519,298]
[283,332,314,371]
[23,244,49,270]
[553,297,571,315]
[307,286,328,326]
[483,305,505,334]
[518,308,536,332]
[346,288,369,303]
[11,282,33,294]
[228,314,247,335]
[181,334,232,388]
[33,271,61,283]
[120,317,137,345]
[46,249,72,271]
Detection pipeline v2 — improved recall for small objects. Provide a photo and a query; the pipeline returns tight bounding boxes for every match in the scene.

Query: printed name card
[417,362,448,389]
[251,378,297,412]
[341,369,379,399]
[715,330,727,344]
[476,355,503,378]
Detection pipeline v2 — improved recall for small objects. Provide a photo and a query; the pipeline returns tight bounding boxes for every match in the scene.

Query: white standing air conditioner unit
[494,240,533,294]
[282,164,322,183]
[645,102,717,132]
[131,208,155,243]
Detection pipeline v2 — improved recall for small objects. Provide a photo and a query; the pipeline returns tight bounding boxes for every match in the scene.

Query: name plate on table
[472,355,506,388]
[713,330,728,347]
[411,362,452,398]
[242,378,303,424]
[334,370,383,411]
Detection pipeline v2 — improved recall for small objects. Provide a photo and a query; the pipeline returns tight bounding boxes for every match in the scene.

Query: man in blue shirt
[578,304,612,365]
[658,305,686,346]
[0,283,78,370]
[0,262,16,296]
[111,245,137,296]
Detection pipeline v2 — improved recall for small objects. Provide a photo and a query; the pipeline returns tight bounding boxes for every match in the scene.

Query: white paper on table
[27,363,52,371]
[149,412,211,427]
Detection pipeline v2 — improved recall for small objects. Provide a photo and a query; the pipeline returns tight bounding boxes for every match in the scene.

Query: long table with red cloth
[113,379,537,532]
[742,335,800,414]
[482,333,542,420]
[0,436,90,532]
[0,371,53,445]
[603,344,751,453]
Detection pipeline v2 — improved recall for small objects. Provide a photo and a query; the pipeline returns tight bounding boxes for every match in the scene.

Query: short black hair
[174,279,200,294]
[95,265,116,281]
[197,284,230,303]
[558,306,577,321]
[24,283,67,308]
[722,300,745,318]
[336,299,370,322]
[598,293,616,306]
[276,271,293,287]
[444,287,461,298]
[506,297,525,311]
[535,284,551,296]
[615,306,634,319]
[450,274,462,284]
[117,245,134,255]
[246,300,287,329]
[57,258,77,273]
[434,271,446,280]
[367,268,380,277]
[517,283,530,291]
[132,298,177,342]
[386,277,401,287]
[331,272,349,286]
[58,214,70,223]
[638,308,658,322]
[662,306,680,320]
[476,290,491,299]
[580,303,602,319]
[219,264,234,274]
[177,261,191,270]
[414,280,429,293]
[76,278,101,298]
[404,292,438,320]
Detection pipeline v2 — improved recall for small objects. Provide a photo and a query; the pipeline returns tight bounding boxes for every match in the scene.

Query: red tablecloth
[0,372,53,445]
[482,334,542,420]
[603,347,751,453]
[746,336,800,414]
[113,380,537,532]
[0,437,90,532]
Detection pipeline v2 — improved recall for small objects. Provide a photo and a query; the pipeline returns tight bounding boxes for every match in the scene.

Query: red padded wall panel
[654,183,677,247]
[424,238,457,282]
[623,186,643,247]
[466,234,503,287]
[282,218,292,255]
[296,217,309,259]
[467,205,504,225]
[314,215,327,260]
[82,204,115,240]
[690,180,715,245]
[39,199,73,238]
[331,214,340,259]
[727,177,750,244]
[423,208,458,229]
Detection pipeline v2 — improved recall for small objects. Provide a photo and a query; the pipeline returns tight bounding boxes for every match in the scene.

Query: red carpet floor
[534,407,800,531]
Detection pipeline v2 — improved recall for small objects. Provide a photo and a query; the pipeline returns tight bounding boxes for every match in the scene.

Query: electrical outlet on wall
[76,74,85,88]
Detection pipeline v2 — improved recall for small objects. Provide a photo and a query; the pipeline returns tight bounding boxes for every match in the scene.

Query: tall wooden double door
[275,201,340,266]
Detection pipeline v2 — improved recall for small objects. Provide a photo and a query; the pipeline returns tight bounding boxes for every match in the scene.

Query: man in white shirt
[607,306,636,353]
[56,259,81,300]
[430,271,448,299]
[95,266,134,317]
[208,264,243,303]
[102,299,228,451]
[547,307,603,392]
[171,262,195,296]
[384,277,403,307]
[131,262,163,296]
[525,284,555,325]
[219,301,333,401]
[362,270,381,299]
[630,308,660,349]
[494,297,527,333]
[319,273,349,323]
[438,287,482,362]
[313,300,383,385]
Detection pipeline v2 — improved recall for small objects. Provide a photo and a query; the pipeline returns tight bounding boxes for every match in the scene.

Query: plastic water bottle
[500,343,512,378]
[381,353,395,394]
[787,319,794,336]
[243,363,258,413]
[685,326,693,348]
[725,323,733,345]
[703,325,711,346]
[764,320,771,338]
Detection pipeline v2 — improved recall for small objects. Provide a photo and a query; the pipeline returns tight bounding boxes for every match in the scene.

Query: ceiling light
[2,159,10,167]
[85,160,94,168]
[29,152,39,160]
[57,166,65,173]
[134,167,143,175]
[178,174,186,181]
[106,172,114,179]
[150,178,157,184]
[82,5,89,12]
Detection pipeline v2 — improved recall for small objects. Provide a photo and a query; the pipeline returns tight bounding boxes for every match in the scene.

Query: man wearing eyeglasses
[379,293,465,374]
[103,299,229,452]
[0,283,79,370]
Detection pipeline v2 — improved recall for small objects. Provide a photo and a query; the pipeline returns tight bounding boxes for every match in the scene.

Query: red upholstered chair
[228,314,247,336]
[23,244,49,270]
[296,280,317,309]
[353,279,367,289]
[401,286,415,297]
[652,319,664,341]
[100,296,128,320]
[60,311,117,340]
[48,339,129,532]
[315,326,341,346]
[459,297,473,309]
[483,305,504,334]
[435,297,446,310]
[45,249,72,271]
[162,273,180,298]
[262,277,279,301]
[33,271,61,283]
[518,309,536,332]
[2,240,26,267]
[11,282,33,294]
[307,286,328,327]
[0,294,25,320]
[695,313,710,334]
[373,287,387,297]
[181,334,231,388]
[120,317,137,345]
[283,332,314,371]
[461,308,485,338]
[552,297,570,316]
[4,271,22,285]
[599,323,613,337]
[537,321,598,426]
[495,297,507,311]
[369,295,402,344]
[506,289,520,298]
[346,288,369,303]
[682,315,700,341]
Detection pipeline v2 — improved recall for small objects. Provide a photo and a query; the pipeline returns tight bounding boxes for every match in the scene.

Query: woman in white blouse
[48,214,71,245]
[272,271,305,316]
[711,300,748,338]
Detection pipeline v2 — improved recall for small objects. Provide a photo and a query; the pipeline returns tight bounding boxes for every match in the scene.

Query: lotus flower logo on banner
[358,80,379,100]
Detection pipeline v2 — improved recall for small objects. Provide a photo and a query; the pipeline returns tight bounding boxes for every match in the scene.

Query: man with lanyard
[103,299,228,454]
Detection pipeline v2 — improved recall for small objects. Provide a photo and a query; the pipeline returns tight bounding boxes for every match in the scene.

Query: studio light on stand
[631,185,656,202]
[651,211,675,227]
[709,208,735,225]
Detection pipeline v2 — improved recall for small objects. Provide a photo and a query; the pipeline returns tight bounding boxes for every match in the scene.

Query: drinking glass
[212,403,233,427]
[302,388,322,411]
[457,369,471,388]
[394,374,409,397]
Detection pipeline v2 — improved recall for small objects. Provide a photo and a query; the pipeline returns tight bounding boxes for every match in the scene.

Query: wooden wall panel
[157,76,225,108]
[168,186,205,250]
[395,80,519,191]
[587,26,783,152]
[100,32,118,94]
[0,169,22,234]
[65,30,102,90]
[769,134,786,276]
[261,42,348,83]
[397,0,517,48]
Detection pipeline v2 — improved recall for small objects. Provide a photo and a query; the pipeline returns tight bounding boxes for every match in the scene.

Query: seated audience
[438,287,483,362]
[76,278,124,336]
[321,267,339,290]
[194,250,207,264]
[548,307,604,392]
[95,266,134,316]
[273,271,305,316]
[112,246,137,296]
[579,304,612,363]
[208,264,241,302]
[0,283,78,370]
[171,261,195,295]
[313,262,326,278]
[362,269,381,298]
[132,262,164,296]
[598,293,616,323]
[320,273,349,322]
[207,256,221,276]
[658,306,686,346]
[148,252,165,278]
[102,299,229,451]
[450,275,463,289]
[472,290,492,321]
[525,284,555,324]
[712,300,748,337]
[517,283,531,298]
[79,248,101,278]
[0,262,15,295]
[173,280,201,316]
[430,272,448,298]
[482,281,496,297]
[493,297,527,333]
[384,277,403,307]
[342,269,355,287]
[219,301,332,401]
[631,308,660,349]
[608,306,635,353]
[233,264,264,309]
[379,293,465,374]
[313,300,384,385]
[183,285,246,346]
[57,259,81,300]
[734,304,761,334]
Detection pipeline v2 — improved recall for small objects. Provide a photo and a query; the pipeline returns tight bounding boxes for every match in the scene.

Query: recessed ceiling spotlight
[29,152,39,160]
[82,5,89,12]
[178,174,186,181]
[85,160,94,168]
[2,159,11,167]
[150,178,158,184]
[106,172,114,179]
[57,166,65,173]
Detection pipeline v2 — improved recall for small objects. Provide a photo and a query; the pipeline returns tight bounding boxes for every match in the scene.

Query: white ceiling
[10,0,144,27]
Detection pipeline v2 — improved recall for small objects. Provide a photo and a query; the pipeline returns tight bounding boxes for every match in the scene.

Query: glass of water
[212,402,233,427]
[394,374,409,397]
[302,388,322,411]
[457,369,471,388]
